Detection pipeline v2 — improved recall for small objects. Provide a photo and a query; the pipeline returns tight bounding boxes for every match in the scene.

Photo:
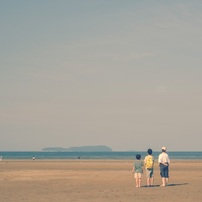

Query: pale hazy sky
[1,0,202,151]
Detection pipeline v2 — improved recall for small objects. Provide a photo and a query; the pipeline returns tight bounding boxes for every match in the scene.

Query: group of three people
[132,146,170,188]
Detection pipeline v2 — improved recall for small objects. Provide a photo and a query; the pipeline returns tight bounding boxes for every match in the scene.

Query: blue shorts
[160,164,169,178]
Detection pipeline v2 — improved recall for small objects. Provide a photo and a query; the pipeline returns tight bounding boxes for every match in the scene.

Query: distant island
[42,145,112,152]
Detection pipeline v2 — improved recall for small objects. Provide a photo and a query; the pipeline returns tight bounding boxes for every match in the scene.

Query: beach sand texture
[0,160,201,202]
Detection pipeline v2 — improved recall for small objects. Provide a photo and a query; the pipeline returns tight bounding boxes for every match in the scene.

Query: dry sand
[0,160,201,202]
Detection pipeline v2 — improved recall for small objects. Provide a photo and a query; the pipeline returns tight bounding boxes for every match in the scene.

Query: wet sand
[0,160,201,202]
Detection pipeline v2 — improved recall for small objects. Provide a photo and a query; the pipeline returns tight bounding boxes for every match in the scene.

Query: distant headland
[41,145,112,152]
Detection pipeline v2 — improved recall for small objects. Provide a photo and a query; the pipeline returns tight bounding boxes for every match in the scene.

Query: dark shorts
[146,168,154,178]
[159,164,169,178]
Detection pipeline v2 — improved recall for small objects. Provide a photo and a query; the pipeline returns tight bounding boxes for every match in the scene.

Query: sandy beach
[0,160,201,202]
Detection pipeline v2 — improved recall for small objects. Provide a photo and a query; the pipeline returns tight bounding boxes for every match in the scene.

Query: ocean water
[0,151,201,160]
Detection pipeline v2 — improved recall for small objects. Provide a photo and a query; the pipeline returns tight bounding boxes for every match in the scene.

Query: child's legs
[150,177,154,185]
[146,169,154,186]
[134,173,139,187]
[138,173,142,187]
[147,178,152,186]
[135,177,139,187]
[149,177,154,185]
[135,173,142,187]
[138,177,141,187]
[147,177,154,186]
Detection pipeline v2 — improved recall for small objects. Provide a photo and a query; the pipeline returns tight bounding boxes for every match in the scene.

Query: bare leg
[161,178,166,186]
[138,178,141,188]
[147,178,150,186]
[136,178,139,188]
[150,177,154,186]
[166,178,169,186]
[147,177,154,186]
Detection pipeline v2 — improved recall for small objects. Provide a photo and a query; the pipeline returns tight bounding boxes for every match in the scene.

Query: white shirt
[158,152,170,164]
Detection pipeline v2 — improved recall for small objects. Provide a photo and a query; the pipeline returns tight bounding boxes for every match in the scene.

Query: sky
[0,0,202,151]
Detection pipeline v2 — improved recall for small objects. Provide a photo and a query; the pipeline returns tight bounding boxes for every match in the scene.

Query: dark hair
[136,154,141,160]
[147,149,153,155]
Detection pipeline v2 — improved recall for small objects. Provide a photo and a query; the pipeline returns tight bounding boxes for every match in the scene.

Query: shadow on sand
[167,183,188,186]
[143,183,188,188]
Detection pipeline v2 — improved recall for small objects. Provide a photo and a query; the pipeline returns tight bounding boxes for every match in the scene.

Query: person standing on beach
[158,146,170,187]
[144,149,154,187]
[132,154,144,188]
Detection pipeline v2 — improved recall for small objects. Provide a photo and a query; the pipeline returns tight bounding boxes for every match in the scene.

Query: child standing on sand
[144,149,154,187]
[132,154,144,188]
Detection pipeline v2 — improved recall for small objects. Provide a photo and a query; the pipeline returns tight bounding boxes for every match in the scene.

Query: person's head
[136,154,141,160]
[147,148,153,155]
[162,146,167,152]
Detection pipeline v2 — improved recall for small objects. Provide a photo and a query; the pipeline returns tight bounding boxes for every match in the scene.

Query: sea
[0,151,201,160]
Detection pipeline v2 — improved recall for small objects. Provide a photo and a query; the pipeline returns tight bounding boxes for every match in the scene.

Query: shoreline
[1,158,202,162]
